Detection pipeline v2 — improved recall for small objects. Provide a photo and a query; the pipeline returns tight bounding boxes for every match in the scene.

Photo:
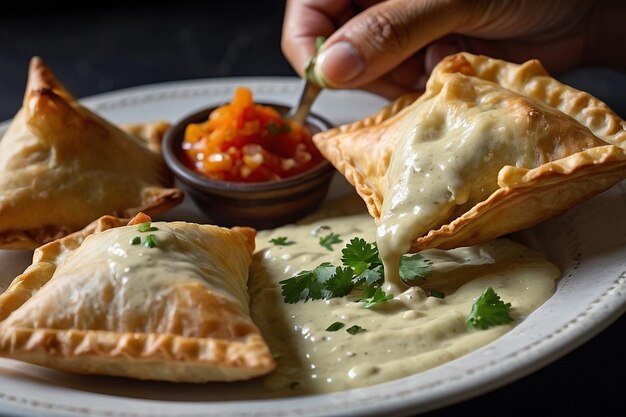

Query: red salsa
[181,87,324,182]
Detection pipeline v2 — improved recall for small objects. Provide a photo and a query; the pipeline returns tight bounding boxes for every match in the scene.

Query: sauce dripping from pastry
[374,74,611,294]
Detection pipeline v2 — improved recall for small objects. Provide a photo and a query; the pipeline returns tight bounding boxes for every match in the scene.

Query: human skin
[281,0,626,98]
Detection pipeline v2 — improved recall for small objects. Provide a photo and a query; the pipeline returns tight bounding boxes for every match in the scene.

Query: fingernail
[316,41,365,85]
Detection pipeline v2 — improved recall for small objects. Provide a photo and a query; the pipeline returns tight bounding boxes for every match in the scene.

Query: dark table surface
[0,2,624,416]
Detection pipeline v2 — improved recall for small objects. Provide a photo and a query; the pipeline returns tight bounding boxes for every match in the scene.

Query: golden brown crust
[313,93,421,221]
[0,215,128,321]
[0,216,275,382]
[0,57,183,250]
[1,327,274,382]
[313,53,626,252]
[410,145,626,251]
[120,120,171,154]
[436,53,626,147]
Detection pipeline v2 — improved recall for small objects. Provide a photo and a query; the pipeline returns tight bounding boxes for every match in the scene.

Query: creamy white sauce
[375,85,571,291]
[249,211,559,395]
[10,222,250,331]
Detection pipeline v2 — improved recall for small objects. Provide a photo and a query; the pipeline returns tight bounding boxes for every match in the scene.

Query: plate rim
[0,76,624,417]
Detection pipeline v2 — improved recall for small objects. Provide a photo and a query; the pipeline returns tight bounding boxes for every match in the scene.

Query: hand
[281,0,608,99]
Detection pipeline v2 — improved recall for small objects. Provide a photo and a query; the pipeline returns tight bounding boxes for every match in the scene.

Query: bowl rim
[162,102,336,193]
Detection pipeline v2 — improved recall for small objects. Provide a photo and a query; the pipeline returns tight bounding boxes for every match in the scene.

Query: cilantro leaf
[325,321,345,332]
[278,236,434,307]
[346,325,367,335]
[341,238,381,275]
[144,234,158,248]
[279,262,335,303]
[358,266,383,285]
[137,222,158,233]
[324,266,356,298]
[269,236,295,246]
[467,287,513,330]
[399,253,432,282]
[361,285,393,309]
[319,233,342,251]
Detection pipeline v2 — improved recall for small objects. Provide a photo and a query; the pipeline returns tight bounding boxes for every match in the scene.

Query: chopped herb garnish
[130,236,141,245]
[399,253,432,282]
[269,236,295,246]
[279,237,432,306]
[346,325,367,335]
[430,289,446,299]
[272,353,282,360]
[319,232,342,251]
[289,381,300,390]
[362,285,394,309]
[324,266,356,298]
[279,262,336,303]
[144,234,158,248]
[341,238,381,276]
[267,121,291,135]
[325,321,345,332]
[467,287,513,330]
[358,267,384,285]
[137,222,158,233]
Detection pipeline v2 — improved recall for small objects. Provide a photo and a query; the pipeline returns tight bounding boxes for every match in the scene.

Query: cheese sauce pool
[249,211,559,395]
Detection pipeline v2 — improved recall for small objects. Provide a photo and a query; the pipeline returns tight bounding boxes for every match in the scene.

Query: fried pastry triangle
[0,213,275,382]
[313,53,626,290]
[0,57,183,249]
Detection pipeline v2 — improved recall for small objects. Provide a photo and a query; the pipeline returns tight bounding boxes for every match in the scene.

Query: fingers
[314,0,469,88]
[358,43,457,99]
[281,0,355,77]
[282,0,593,94]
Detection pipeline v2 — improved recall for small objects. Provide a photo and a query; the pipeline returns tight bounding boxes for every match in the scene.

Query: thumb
[314,0,468,88]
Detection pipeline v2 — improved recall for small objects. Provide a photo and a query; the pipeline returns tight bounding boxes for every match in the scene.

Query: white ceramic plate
[0,78,624,417]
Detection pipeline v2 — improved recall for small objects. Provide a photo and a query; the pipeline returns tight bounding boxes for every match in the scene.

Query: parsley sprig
[279,263,336,303]
[279,237,432,307]
[341,238,380,276]
[269,236,295,246]
[319,232,342,251]
[144,234,158,248]
[467,287,514,330]
[362,286,393,309]
[137,222,158,233]
[325,322,345,332]
[131,222,159,248]
[346,325,367,335]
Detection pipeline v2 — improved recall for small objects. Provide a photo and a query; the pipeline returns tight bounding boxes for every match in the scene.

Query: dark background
[0,2,624,416]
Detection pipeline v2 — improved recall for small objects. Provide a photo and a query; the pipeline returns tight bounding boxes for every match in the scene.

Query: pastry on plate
[313,52,626,260]
[0,213,275,382]
[0,57,183,250]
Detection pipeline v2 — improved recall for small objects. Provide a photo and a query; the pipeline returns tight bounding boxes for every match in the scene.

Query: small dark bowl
[162,103,336,229]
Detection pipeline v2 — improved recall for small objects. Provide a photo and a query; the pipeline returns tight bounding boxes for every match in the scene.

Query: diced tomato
[181,86,324,182]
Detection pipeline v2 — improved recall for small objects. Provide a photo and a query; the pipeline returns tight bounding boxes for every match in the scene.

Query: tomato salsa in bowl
[162,87,336,229]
